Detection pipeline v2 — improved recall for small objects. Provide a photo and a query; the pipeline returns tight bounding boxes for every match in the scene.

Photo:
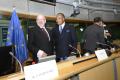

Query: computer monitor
[38,55,56,63]
[0,45,15,76]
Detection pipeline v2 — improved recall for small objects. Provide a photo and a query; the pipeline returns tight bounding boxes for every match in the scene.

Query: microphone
[9,52,23,73]
[97,42,118,52]
[96,42,111,48]
[68,44,82,57]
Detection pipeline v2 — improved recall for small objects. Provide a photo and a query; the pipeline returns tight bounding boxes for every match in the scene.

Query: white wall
[29,1,55,16]
[74,8,89,20]
[0,0,28,13]
[55,3,73,17]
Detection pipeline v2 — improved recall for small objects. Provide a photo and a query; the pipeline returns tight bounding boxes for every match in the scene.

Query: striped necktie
[59,26,63,34]
[41,28,50,40]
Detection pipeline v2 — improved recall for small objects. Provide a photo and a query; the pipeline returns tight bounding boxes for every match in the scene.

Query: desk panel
[115,57,120,80]
[80,61,114,80]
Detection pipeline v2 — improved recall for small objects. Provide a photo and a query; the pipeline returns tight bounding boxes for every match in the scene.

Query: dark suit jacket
[83,24,105,53]
[51,24,77,58]
[28,26,52,62]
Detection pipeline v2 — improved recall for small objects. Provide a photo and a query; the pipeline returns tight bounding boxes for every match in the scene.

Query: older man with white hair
[28,14,52,63]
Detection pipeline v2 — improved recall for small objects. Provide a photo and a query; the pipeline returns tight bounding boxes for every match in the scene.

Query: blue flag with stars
[6,10,28,63]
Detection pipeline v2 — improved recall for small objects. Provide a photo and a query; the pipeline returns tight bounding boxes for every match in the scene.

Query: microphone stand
[96,42,111,48]
[69,44,82,57]
[96,42,113,56]
[9,52,23,73]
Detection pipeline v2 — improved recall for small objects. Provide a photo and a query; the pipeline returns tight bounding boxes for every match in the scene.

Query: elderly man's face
[36,15,46,28]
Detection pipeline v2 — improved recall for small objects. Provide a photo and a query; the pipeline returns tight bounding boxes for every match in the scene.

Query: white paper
[24,60,58,80]
[95,49,108,61]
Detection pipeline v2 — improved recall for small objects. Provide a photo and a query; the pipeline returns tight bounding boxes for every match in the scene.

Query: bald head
[36,14,46,28]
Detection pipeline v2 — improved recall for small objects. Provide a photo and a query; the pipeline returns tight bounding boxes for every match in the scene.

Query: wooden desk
[0,53,120,80]
[0,72,24,80]
[57,53,120,80]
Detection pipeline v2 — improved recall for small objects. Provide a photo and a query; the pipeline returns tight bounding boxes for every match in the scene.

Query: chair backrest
[0,45,15,76]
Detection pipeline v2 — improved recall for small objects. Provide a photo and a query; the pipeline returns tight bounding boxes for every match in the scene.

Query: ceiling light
[113,8,117,14]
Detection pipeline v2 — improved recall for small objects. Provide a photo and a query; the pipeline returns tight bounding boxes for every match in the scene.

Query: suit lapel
[56,24,68,37]
[56,26,61,35]
[36,26,50,41]
[36,26,42,33]
[61,24,67,35]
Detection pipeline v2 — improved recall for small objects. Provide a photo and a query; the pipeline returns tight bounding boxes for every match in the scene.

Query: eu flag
[6,10,28,63]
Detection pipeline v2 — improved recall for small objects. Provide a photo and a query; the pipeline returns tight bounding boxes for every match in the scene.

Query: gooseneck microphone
[9,52,23,73]
[96,42,111,48]
[68,44,82,57]
[96,42,114,56]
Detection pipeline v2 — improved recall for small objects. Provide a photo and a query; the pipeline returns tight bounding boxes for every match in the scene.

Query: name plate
[95,49,108,61]
[24,60,58,80]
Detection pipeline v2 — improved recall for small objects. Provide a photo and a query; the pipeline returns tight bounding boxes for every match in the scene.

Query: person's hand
[41,51,47,57]
[37,50,47,58]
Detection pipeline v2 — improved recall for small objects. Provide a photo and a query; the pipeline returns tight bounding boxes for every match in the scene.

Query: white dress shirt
[59,22,65,33]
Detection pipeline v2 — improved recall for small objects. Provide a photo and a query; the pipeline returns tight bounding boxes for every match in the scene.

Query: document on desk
[95,49,108,61]
[24,60,58,80]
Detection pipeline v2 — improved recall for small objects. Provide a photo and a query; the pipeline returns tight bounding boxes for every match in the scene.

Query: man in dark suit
[28,14,51,62]
[83,17,105,54]
[51,13,77,62]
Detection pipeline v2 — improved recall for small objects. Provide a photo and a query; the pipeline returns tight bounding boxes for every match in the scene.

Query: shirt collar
[40,26,46,29]
[59,22,65,29]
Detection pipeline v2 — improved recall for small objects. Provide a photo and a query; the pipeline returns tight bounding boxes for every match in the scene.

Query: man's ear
[45,19,46,23]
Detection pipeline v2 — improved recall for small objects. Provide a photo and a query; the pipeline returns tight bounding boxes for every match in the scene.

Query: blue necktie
[59,26,62,34]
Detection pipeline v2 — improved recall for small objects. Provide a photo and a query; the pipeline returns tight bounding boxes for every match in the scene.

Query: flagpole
[6,3,28,73]
[12,0,16,10]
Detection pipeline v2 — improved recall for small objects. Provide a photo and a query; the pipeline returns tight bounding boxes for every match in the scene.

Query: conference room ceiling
[56,0,120,5]
[56,0,120,13]
[56,0,75,5]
